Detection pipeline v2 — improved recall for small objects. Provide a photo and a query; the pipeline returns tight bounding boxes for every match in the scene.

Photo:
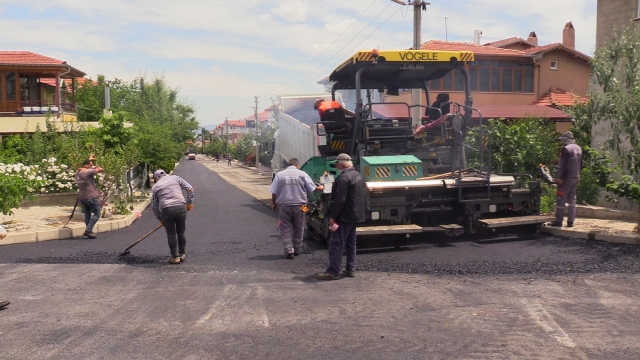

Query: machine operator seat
[425,93,451,121]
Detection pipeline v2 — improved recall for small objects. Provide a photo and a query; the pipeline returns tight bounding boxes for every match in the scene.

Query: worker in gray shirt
[270,158,324,259]
[550,131,583,227]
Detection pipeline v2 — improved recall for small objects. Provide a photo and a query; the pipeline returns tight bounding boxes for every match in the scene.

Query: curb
[538,225,640,245]
[1,200,150,246]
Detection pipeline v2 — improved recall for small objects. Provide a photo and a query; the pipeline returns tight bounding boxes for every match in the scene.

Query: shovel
[62,197,80,228]
[119,224,163,256]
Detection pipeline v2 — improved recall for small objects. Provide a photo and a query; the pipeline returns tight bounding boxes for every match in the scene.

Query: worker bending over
[152,169,195,264]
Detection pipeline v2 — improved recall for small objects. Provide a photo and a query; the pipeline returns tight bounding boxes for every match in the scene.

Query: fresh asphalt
[2,157,639,276]
[2,158,640,359]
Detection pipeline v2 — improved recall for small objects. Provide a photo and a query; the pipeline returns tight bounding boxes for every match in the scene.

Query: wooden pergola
[0,51,86,115]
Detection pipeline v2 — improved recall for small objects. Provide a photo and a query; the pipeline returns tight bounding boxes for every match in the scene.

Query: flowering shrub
[0,162,46,215]
[39,157,78,193]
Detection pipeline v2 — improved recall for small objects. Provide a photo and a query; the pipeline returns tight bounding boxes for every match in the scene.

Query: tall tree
[569,22,640,228]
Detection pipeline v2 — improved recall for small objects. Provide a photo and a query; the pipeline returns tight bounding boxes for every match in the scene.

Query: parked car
[188,152,196,160]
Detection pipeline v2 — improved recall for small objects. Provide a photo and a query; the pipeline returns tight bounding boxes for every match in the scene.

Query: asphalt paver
[2,157,640,358]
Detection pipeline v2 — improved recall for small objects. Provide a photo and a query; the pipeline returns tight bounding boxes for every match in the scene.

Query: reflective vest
[317,101,342,120]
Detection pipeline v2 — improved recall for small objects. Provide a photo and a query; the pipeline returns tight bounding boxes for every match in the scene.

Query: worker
[426,93,450,121]
[270,158,324,259]
[317,153,365,280]
[75,159,104,239]
[313,99,355,121]
[227,153,232,166]
[549,131,583,227]
[151,169,194,264]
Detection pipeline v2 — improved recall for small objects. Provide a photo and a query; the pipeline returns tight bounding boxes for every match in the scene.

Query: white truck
[271,93,344,178]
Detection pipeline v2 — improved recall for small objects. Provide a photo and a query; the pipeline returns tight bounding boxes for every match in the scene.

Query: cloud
[270,0,308,23]
[0,0,598,126]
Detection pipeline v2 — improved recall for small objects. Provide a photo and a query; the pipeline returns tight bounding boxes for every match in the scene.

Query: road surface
[1,158,640,359]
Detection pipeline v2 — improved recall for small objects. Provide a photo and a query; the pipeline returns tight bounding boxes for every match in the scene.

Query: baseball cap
[336,153,351,161]
[559,131,574,140]
[153,169,166,179]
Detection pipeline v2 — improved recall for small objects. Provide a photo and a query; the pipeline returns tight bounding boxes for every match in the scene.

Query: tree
[568,22,640,228]
[233,134,255,164]
[468,117,559,177]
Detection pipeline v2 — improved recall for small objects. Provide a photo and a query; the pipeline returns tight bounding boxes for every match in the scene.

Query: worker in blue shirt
[270,158,324,259]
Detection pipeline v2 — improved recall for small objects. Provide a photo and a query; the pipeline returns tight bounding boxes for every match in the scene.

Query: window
[426,61,534,94]
[6,72,16,101]
[550,60,559,70]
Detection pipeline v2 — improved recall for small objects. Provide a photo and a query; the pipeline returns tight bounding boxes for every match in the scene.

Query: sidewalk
[0,195,150,246]
[202,155,640,245]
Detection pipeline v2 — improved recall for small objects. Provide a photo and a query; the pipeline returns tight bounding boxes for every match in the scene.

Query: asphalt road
[2,158,640,359]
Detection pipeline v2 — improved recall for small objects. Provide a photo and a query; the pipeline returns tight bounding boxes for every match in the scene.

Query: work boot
[316,272,339,281]
[566,222,574,228]
[286,253,295,260]
[547,221,563,227]
[0,301,9,310]
[179,253,186,262]
[168,257,181,264]
[342,269,355,278]
[83,231,97,239]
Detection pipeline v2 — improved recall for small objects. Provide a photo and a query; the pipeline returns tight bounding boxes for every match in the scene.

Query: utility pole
[225,116,229,157]
[252,96,260,168]
[391,0,430,128]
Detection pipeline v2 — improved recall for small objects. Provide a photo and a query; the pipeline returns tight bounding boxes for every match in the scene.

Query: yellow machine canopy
[329,49,475,91]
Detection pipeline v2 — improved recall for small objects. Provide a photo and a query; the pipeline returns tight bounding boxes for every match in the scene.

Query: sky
[0,0,597,128]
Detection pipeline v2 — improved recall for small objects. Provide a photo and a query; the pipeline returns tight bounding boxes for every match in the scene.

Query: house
[214,119,247,145]
[0,51,85,116]
[242,107,275,129]
[0,51,99,140]
[321,23,591,130]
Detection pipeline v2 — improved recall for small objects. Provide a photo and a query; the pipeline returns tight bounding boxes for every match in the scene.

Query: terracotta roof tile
[522,43,591,61]
[533,87,587,107]
[0,51,66,65]
[226,120,245,127]
[483,37,535,48]
[421,40,531,58]
[39,78,60,87]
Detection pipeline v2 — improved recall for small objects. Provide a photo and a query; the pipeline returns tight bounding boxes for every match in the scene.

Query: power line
[281,2,393,94]
[267,0,380,95]
[285,4,402,94]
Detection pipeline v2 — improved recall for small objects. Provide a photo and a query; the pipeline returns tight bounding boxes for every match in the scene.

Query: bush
[467,118,559,177]
[0,163,46,215]
[540,184,556,215]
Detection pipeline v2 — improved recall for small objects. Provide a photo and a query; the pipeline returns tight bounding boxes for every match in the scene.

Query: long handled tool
[119,224,163,256]
[62,197,80,228]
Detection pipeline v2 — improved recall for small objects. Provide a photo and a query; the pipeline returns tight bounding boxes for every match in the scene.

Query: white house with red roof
[214,119,247,145]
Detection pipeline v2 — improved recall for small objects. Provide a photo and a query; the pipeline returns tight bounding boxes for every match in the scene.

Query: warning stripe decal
[482,134,490,149]
[375,167,391,178]
[402,166,418,177]
[331,141,345,149]
[460,51,475,62]
[363,166,370,177]
[432,136,447,144]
